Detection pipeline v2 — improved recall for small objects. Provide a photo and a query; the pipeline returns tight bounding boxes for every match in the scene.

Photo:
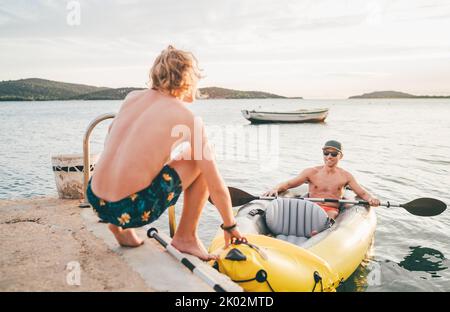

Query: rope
[52,165,95,172]
[311,271,324,292]
[232,269,275,292]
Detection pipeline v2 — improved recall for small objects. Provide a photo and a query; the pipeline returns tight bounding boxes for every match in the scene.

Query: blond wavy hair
[150,45,202,99]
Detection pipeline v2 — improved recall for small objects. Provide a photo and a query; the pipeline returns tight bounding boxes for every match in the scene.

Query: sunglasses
[323,151,339,157]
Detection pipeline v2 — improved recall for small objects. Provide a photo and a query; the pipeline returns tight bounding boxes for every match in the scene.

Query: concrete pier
[0,197,242,292]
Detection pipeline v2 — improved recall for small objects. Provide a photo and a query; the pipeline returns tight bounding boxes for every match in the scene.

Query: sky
[0,0,449,98]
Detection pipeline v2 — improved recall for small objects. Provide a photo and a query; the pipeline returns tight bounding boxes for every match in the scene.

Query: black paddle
[208,187,447,217]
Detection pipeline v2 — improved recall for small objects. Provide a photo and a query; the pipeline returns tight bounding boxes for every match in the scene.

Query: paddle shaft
[147,228,226,292]
[258,196,397,207]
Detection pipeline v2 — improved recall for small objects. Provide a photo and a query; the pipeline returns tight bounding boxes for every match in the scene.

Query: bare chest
[308,171,348,196]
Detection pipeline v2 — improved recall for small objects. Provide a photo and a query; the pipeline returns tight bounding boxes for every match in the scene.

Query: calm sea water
[1,98,449,291]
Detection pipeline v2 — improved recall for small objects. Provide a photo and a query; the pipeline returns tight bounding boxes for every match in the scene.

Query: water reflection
[337,240,376,292]
[399,246,447,278]
[337,259,371,292]
[339,246,448,291]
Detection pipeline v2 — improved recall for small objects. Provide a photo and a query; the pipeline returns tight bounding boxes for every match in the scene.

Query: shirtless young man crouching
[264,140,380,220]
[87,46,246,260]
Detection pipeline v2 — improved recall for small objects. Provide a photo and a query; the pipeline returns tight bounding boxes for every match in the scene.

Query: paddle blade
[228,187,259,207]
[402,198,447,217]
[208,187,260,207]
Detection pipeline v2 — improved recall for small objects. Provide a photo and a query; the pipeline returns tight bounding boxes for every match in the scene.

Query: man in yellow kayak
[264,140,380,219]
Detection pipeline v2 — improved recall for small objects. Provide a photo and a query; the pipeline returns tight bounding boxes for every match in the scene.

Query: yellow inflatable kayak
[208,186,377,292]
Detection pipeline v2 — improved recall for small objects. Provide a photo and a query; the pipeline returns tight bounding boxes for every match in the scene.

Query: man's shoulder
[174,104,197,123]
[152,96,195,119]
[304,166,321,174]
[126,89,146,98]
[122,89,148,104]
[338,167,353,178]
[119,89,149,111]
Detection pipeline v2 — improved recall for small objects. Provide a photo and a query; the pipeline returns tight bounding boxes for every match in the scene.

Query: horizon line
[2,77,450,100]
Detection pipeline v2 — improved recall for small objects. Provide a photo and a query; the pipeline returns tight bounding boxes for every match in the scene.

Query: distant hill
[73,87,145,100]
[0,78,108,101]
[349,91,450,99]
[199,87,287,99]
[0,78,292,101]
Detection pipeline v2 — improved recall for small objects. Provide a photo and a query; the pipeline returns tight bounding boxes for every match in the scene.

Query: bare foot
[108,224,144,247]
[171,236,218,261]
[310,230,318,237]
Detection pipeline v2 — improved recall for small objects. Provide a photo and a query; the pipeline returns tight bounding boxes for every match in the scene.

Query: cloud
[324,72,392,78]
[0,0,449,97]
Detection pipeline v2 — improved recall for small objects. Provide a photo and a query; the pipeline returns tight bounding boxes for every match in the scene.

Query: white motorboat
[241,108,329,123]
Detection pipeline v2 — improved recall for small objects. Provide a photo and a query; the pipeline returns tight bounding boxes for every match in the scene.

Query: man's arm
[346,172,380,206]
[192,118,247,246]
[184,115,236,227]
[263,169,311,196]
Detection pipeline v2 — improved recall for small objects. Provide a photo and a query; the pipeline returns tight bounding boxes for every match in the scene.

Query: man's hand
[263,188,278,197]
[223,227,247,248]
[368,197,380,206]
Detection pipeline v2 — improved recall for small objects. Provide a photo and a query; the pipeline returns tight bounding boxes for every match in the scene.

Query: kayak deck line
[81,207,242,292]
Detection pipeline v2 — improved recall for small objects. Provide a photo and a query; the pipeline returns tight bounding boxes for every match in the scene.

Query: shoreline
[0,97,300,102]
[2,97,450,103]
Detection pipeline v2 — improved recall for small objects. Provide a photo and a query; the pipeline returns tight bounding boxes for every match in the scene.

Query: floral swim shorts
[87,165,182,229]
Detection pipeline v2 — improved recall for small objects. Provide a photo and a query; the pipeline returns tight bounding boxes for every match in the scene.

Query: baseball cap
[322,140,343,153]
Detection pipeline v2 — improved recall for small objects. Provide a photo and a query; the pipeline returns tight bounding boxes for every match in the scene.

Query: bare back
[91,89,193,201]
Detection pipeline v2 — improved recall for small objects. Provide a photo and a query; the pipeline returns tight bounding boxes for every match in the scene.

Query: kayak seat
[265,198,329,247]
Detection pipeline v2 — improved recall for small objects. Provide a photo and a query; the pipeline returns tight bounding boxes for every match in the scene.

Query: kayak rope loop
[338,277,346,291]
[312,271,324,292]
[233,240,268,260]
[232,269,275,292]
